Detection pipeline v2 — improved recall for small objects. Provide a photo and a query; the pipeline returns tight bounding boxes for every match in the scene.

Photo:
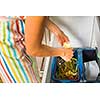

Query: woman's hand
[46,19,69,46]
[56,31,69,46]
[61,48,73,62]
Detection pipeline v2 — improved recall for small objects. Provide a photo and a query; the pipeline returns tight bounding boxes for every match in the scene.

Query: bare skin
[25,16,73,61]
[46,18,69,45]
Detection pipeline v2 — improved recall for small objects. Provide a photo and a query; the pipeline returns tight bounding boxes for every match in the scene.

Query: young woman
[0,16,73,83]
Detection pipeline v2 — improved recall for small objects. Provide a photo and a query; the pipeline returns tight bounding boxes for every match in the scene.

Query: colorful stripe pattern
[0,16,41,83]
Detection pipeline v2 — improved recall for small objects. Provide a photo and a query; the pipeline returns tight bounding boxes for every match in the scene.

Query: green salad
[56,57,79,80]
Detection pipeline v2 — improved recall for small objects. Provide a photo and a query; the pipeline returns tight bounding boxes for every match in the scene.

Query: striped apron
[0,16,41,83]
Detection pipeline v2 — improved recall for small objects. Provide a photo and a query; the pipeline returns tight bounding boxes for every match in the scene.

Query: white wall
[50,16,98,48]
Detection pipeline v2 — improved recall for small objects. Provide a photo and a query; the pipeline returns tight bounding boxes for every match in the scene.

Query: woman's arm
[25,17,64,56]
[45,18,69,45]
[25,16,73,61]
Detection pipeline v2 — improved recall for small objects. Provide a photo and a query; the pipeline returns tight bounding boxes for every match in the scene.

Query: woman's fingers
[56,31,70,46]
[61,48,74,61]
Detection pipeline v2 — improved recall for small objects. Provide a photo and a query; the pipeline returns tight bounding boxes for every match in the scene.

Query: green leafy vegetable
[55,57,79,80]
